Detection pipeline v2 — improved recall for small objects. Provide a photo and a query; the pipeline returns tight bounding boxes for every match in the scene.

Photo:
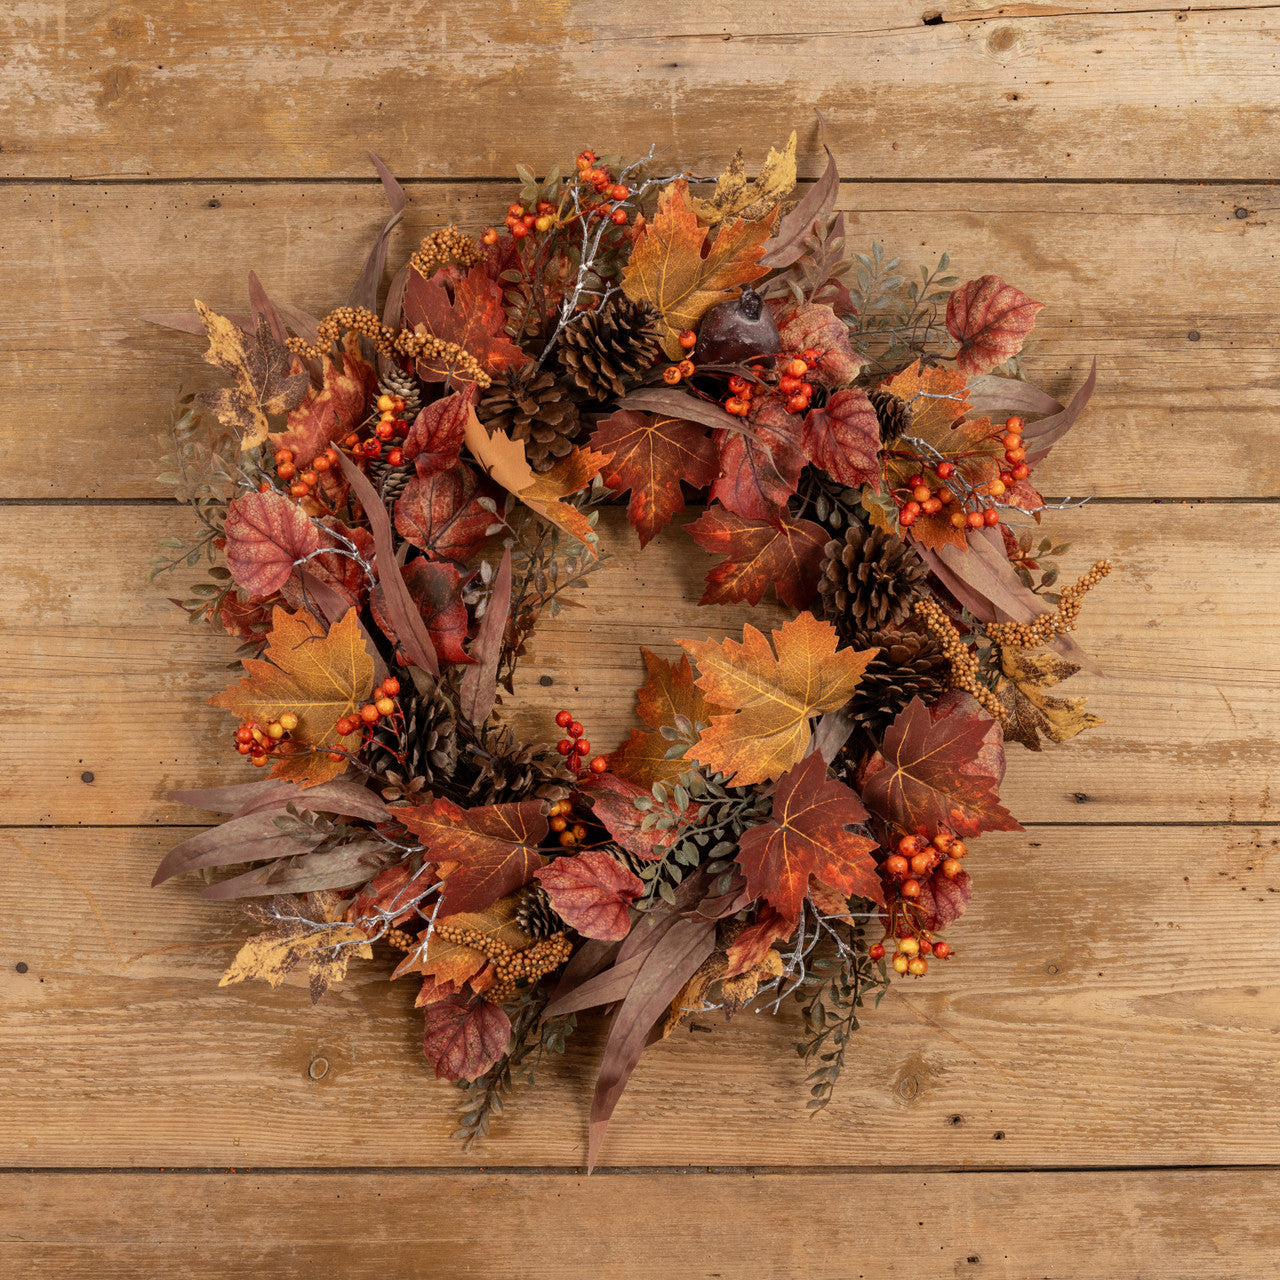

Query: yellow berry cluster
[913,598,1003,718]
[985,560,1113,649]
[407,225,484,278]
[285,305,492,389]
[433,922,573,1004]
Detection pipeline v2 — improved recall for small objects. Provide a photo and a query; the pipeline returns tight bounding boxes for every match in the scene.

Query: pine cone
[869,388,910,443]
[478,366,582,472]
[817,525,929,646]
[464,728,575,807]
[557,296,662,402]
[379,363,423,419]
[846,627,949,739]
[367,686,459,786]
[515,882,570,941]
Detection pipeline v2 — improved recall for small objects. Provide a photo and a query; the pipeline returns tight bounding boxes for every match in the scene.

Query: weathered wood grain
[2,823,1276,1168]
[0,503,1271,826]
[3,1169,1277,1278]
[2,3,1278,180]
[4,180,1277,501]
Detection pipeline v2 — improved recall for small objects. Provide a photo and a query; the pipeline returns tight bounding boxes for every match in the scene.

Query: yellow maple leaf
[195,301,309,450]
[622,179,777,358]
[209,606,374,787]
[994,647,1103,751]
[679,613,875,786]
[691,131,797,225]
[516,446,611,553]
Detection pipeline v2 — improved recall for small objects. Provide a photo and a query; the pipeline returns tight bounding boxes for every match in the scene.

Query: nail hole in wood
[922,11,943,23]
[539,675,553,687]
[1187,330,1201,341]
[81,771,95,784]
[15,962,28,974]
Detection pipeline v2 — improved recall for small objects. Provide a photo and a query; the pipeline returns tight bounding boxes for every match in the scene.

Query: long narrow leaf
[458,547,511,726]
[348,153,407,312]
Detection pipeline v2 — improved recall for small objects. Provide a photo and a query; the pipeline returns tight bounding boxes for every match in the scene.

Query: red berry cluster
[272,445,339,503]
[884,830,968,900]
[481,149,630,245]
[342,392,410,468]
[234,711,299,767]
[554,708,609,776]
[333,676,402,758]
[659,350,822,420]
[547,798,589,849]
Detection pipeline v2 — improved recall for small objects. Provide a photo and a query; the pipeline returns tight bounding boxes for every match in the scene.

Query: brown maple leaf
[622,179,777,358]
[722,906,798,980]
[395,798,548,914]
[737,753,884,917]
[209,606,374,787]
[690,131,797,225]
[993,648,1102,751]
[195,302,309,451]
[711,399,804,522]
[394,462,499,563]
[590,409,718,547]
[393,892,534,988]
[860,695,1022,838]
[946,275,1044,377]
[515,446,611,552]
[687,505,826,610]
[680,613,875,786]
[773,300,868,389]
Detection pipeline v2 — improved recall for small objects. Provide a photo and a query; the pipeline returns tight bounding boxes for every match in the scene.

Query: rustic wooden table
[3,2,1279,1275]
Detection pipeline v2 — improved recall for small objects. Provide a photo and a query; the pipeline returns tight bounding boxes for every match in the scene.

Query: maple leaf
[608,648,726,788]
[736,753,883,917]
[691,130,797,225]
[370,557,473,666]
[395,798,547,914]
[801,388,881,489]
[621,178,777,358]
[394,462,498,562]
[219,591,274,645]
[772,300,868,389]
[464,406,535,494]
[860,696,1022,838]
[402,263,528,386]
[269,334,377,462]
[195,302,309,450]
[223,489,320,597]
[219,890,373,1005]
[590,409,717,547]
[723,905,798,980]
[535,850,643,941]
[680,613,875,786]
[946,275,1044,377]
[993,648,1103,751]
[687,505,826,610]
[279,517,375,613]
[584,773,697,861]
[712,399,804,522]
[403,387,474,478]
[209,606,374,786]
[422,994,512,1081]
[513,446,611,553]
[394,892,533,988]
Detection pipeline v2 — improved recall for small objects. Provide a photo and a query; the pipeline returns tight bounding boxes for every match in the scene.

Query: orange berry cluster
[273,444,340,501]
[234,711,299,767]
[554,708,609,778]
[334,676,402,744]
[869,932,952,977]
[406,226,483,278]
[547,798,589,850]
[482,149,630,246]
[883,830,968,902]
[433,921,573,1003]
[659,350,823,420]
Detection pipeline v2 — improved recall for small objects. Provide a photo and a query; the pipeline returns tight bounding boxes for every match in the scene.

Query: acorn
[693,287,781,366]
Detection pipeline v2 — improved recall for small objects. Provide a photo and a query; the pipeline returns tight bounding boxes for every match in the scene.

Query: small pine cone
[816,525,929,647]
[557,296,662,402]
[478,366,582,472]
[379,465,413,508]
[846,627,949,739]
[515,881,570,941]
[465,729,575,807]
[604,841,653,881]
[378,363,422,418]
[868,388,910,443]
[367,687,459,785]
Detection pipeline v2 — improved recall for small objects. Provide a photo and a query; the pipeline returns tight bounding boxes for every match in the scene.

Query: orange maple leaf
[209,606,374,787]
[622,179,777,358]
[679,613,875,786]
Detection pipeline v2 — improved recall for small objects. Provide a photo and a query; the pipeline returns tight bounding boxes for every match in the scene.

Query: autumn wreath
[150,135,1110,1166]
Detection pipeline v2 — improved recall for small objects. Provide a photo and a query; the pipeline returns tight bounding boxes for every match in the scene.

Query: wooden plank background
[3,1,1278,1275]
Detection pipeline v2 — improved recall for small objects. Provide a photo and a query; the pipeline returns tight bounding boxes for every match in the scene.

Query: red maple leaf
[590,409,718,546]
[535,850,644,941]
[711,400,803,521]
[394,463,499,562]
[801,388,881,489]
[370,557,473,666]
[269,336,377,463]
[723,905,798,979]
[395,798,547,914]
[946,275,1044,377]
[223,490,320,596]
[772,300,868,388]
[402,263,528,386]
[421,994,511,1081]
[687,505,827,609]
[736,753,884,917]
[402,387,475,477]
[859,695,1022,838]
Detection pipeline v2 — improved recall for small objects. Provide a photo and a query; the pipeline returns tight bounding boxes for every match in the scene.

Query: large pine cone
[846,627,949,739]
[479,366,582,472]
[557,296,662,401]
[464,727,575,807]
[817,524,929,646]
[367,686,459,786]
[868,388,910,443]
